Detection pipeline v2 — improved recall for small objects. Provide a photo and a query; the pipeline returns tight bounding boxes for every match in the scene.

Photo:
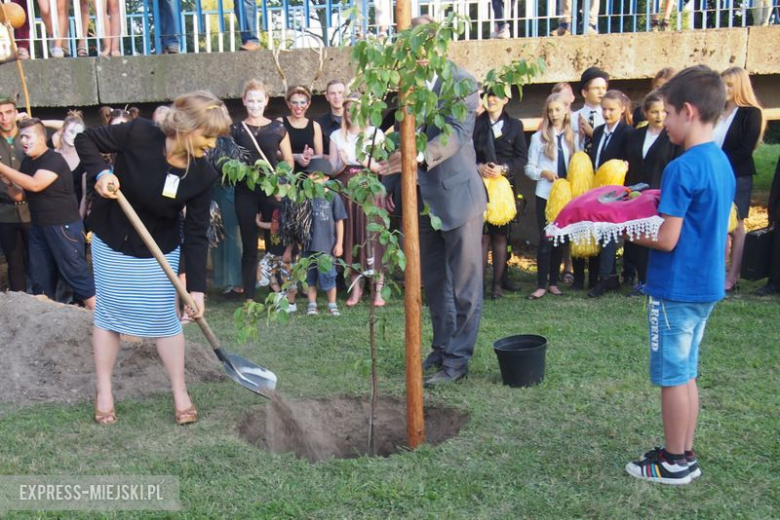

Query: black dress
[282,117,316,173]
[230,120,288,299]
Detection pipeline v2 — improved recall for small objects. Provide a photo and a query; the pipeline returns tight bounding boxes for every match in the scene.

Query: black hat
[304,157,334,177]
[579,67,610,92]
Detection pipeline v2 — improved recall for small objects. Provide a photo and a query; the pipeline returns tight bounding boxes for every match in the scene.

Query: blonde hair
[340,94,361,135]
[242,79,268,99]
[158,90,231,141]
[539,93,575,161]
[285,85,311,103]
[63,109,84,129]
[721,67,766,145]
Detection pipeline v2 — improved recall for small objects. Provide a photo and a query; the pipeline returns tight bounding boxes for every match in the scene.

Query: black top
[721,106,762,178]
[75,118,218,292]
[625,127,680,189]
[230,120,286,170]
[282,117,316,172]
[589,121,634,170]
[20,149,79,226]
[473,111,528,185]
[316,112,342,155]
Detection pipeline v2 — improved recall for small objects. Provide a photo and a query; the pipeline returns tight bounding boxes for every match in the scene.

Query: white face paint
[62,122,84,147]
[244,90,267,118]
[20,127,45,157]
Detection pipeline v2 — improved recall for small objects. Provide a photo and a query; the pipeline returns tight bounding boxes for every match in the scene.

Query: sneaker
[50,47,65,58]
[327,304,340,316]
[491,26,510,39]
[585,23,599,35]
[626,282,645,298]
[625,447,692,485]
[306,303,318,316]
[285,303,297,314]
[686,451,702,480]
[163,44,180,54]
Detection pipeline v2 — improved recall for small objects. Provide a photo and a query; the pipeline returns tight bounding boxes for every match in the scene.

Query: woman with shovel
[75,91,232,425]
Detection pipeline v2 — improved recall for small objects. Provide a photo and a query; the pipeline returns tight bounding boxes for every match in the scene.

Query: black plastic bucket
[493,335,547,387]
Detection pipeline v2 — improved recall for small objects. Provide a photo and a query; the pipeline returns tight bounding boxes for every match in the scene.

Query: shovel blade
[220,352,277,396]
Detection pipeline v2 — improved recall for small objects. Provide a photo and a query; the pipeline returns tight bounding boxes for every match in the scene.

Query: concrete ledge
[1,27,778,111]
[0,57,97,108]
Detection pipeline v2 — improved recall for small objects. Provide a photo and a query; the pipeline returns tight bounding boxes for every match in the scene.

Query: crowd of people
[0,51,776,468]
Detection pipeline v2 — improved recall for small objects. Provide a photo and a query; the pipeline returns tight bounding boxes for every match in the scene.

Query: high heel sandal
[175,405,198,425]
[94,397,117,425]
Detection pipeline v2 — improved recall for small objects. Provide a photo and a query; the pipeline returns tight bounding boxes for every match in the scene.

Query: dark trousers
[28,220,95,301]
[235,183,267,300]
[535,196,563,289]
[0,221,29,292]
[598,241,618,279]
[419,212,484,373]
[573,256,599,288]
[623,242,649,284]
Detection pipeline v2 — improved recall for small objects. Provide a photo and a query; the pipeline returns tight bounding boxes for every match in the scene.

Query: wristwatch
[501,165,508,175]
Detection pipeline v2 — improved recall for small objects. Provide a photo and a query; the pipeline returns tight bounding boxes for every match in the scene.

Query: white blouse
[525,130,577,200]
[642,128,661,158]
[712,107,738,149]
[329,127,384,171]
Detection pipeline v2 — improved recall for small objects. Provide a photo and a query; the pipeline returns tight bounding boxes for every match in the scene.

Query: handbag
[741,227,772,281]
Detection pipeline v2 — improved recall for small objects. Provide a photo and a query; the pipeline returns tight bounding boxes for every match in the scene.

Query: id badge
[162,174,180,199]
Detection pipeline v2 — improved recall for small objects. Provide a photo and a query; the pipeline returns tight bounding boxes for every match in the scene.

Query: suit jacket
[769,154,780,224]
[589,120,634,170]
[722,106,762,178]
[625,127,680,189]
[418,66,487,231]
[473,110,528,184]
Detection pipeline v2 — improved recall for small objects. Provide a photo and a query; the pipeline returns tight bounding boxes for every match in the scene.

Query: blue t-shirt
[645,141,736,302]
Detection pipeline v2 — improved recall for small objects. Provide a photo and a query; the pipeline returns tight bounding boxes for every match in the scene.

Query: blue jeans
[491,0,507,29]
[234,0,259,43]
[28,220,95,301]
[647,297,716,387]
[159,0,180,47]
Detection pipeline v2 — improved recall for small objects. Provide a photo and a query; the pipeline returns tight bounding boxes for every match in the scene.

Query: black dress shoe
[588,279,610,298]
[422,351,443,371]
[755,284,778,296]
[424,368,468,387]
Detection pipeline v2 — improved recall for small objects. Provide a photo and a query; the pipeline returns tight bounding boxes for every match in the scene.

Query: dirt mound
[238,394,468,462]
[0,292,223,406]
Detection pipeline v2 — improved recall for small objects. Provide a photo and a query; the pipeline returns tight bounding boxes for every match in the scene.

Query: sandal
[77,46,88,57]
[562,271,575,284]
[94,398,117,425]
[175,405,198,425]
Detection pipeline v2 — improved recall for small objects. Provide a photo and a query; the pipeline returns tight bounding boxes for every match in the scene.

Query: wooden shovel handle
[113,189,221,350]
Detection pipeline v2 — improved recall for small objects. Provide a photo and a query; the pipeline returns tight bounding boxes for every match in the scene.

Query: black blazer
[589,121,634,170]
[473,111,528,184]
[721,106,762,178]
[625,127,680,189]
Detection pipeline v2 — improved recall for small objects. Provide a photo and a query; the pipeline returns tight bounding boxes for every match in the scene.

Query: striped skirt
[92,234,182,338]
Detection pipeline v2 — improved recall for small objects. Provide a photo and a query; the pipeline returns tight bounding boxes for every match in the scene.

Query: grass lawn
[753,143,778,197]
[1,270,778,518]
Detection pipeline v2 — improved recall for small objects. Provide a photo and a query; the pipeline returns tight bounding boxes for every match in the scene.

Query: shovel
[112,189,276,397]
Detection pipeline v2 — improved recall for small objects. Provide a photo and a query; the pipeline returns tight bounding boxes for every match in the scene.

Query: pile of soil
[0,292,223,406]
[238,394,468,462]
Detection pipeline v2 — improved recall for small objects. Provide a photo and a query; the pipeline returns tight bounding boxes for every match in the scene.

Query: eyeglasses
[289,100,309,106]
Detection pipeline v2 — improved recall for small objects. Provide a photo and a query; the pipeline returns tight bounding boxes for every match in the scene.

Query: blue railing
[14,0,779,59]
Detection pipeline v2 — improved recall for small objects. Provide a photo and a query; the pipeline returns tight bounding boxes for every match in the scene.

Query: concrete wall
[2,27,778,110]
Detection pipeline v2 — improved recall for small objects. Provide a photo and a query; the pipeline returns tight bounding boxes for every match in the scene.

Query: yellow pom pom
[571,234,601,258]
[593,159,628,188]
[545,179,572,224]
[483,176,517,226]
[728,203,738,233]
[568,151,594,197]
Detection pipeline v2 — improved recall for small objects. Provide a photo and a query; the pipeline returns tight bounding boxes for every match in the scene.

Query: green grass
[1,270,778,518]
[754,143,779,196]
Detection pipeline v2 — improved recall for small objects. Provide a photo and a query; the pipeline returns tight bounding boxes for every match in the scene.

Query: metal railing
[11,0,779,58]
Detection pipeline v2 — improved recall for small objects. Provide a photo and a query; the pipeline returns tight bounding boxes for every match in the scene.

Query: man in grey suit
[383,49,487,386]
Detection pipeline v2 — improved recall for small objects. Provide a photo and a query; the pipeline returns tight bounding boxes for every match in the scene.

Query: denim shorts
[648,297,716,387]
[304,252,337,291]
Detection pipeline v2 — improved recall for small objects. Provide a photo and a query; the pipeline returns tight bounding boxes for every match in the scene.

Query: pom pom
[483,176,517,226]
[568,151,594,197]
[545,179,572,224]
[570,233,601,258]
[728,203,738,233]
[593,159,628,188]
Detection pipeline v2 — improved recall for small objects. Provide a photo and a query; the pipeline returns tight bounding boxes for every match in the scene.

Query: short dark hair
[18,117,45,135]
[657,65,725,124]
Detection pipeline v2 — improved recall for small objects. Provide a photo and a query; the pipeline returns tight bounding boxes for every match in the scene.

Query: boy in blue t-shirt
[624,66,736,485]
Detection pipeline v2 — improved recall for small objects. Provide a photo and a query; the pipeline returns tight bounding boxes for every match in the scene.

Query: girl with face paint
[55,112,88,218]
[229,79,295,302]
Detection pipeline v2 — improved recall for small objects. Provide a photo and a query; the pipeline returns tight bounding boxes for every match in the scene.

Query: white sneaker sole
[625,463,692,485]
